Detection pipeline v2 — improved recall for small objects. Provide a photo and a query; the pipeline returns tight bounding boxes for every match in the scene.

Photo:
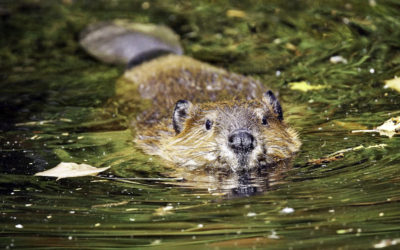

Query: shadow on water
[1,0,400,249]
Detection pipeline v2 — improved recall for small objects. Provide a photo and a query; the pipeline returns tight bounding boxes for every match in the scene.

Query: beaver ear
[262,90,283,121]
[172,100,193,134]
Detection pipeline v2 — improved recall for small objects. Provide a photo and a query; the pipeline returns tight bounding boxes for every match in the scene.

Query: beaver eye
[261,115,268,126]
[205,119,213,130]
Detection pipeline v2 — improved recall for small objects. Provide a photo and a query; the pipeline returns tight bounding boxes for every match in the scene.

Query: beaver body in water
[80,20,301,174]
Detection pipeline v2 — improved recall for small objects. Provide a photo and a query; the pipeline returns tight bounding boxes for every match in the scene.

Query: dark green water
[1,0,400,249]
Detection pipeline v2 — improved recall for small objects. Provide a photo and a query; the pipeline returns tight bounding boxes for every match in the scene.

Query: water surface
[1,1,400,249]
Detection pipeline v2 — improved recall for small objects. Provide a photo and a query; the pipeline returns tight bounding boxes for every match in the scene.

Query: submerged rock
[80,20,183,64]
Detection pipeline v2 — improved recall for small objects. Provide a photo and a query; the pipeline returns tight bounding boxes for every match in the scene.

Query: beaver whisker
[167,148,217,154]
[204,157,227,170]
[267,146,286,150]
[179,151,219,166]
[171,145,217,151]
[267,146,290,154]
[186,150,219,159]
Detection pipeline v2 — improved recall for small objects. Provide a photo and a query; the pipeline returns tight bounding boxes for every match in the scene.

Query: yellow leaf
[34,162,110,180]
[285,42,297,51]
[289,81,327,92]
[226,9,247,18]
[384,77,400,93]
[337,228,353,234]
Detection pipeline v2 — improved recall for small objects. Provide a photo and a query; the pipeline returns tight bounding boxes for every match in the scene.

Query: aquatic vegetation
[1,0,400,249]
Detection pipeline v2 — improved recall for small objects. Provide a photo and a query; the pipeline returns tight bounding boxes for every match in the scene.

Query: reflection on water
[1,0,400,249]
[228,174,270,198]
[171,161,293,198]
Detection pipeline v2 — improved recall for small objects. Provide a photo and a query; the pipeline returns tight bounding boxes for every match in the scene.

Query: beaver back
[115,55,265,126]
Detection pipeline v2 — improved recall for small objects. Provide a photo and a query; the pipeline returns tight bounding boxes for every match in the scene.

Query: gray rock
[80,20,183,65]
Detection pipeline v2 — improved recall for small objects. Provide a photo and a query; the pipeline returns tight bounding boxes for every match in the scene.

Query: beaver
[80,20,301,174]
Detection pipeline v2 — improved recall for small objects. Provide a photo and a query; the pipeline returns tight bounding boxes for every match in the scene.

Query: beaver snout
[228,129,256,153]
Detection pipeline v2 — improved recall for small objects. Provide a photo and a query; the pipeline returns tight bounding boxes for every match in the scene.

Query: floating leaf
[289,81,328,92]
[34,162,110,180]
[384,77,400,93]
[285,42,297,51]
[376,117,400,137]
[352,117,400,138]
[226,9,247,18]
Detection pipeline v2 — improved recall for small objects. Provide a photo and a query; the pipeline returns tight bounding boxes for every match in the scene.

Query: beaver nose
[228,129,255,153]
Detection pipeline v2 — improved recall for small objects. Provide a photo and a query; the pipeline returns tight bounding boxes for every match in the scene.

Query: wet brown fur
[114,54,301,171]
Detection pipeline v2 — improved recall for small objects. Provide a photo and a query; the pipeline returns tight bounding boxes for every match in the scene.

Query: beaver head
[136,91,301,172]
